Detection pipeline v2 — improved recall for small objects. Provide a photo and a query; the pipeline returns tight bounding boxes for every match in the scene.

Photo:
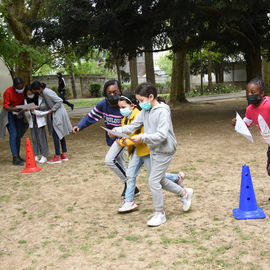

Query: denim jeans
[7,112,23,155]
[125,148,151,202]
[52,128,67,155]
[165,172,179,183]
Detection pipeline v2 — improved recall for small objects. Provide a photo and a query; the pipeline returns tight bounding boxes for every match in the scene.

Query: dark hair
[31,80,46,90]
[57,72,62,76]
[13,77,24,88]
[135,82,166,103]
[119,92,138,106]
[24,84,39,105]
[103,79,122,97]
[24,85,32,98]
[248,77,265,92]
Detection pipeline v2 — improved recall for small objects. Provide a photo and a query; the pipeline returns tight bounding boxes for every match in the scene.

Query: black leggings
[52,129,67,155]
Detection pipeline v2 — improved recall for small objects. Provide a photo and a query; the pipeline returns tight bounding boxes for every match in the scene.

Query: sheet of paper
[101,126,131,139]
[235,112,253,143]
[16,103,39,110]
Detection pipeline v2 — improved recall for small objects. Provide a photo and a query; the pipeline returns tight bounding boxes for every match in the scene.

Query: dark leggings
[52,129,67,155]
[267,146,270,176]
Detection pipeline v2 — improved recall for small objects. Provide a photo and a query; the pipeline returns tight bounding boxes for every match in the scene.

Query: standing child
[114,82,193,227]
[24,86,50,163]
[232,77,270,178]
[31,81,72,164]
[72,80,140,197]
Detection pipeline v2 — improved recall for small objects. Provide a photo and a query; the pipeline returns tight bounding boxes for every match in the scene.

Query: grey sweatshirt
[115,102,177,154]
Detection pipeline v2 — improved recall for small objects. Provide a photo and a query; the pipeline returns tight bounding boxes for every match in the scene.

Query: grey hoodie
[115,102,177,154]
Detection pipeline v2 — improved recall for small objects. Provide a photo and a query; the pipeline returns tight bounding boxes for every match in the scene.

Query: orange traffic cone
[21,137,42,173]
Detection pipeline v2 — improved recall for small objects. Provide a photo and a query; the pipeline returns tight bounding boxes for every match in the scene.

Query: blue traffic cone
[233,165,265,219]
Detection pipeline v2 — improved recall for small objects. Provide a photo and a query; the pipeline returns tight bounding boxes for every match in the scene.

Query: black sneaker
[121,182,127,198]
[13,156,24,166]
[134,186,140,197]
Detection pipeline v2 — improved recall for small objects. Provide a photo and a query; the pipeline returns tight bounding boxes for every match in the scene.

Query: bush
[89,82,102,97]
[156,81,171,94]
[50,86,72,98]
[122,83,131,93]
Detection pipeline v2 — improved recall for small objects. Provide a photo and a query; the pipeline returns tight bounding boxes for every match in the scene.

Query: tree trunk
[145,51,155,85]
[219,61,224,83]
[245,46,262,82]
[129,54,138,91]
[185,56,190,92]
[16,51,32,84]
[170,48,187,103]
[208,53,213,91]
[200,50,203,95]
[115,60,121,82]
[262,55,270,96]
[70,72,77,99]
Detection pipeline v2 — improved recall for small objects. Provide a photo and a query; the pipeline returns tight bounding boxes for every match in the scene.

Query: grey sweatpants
[149,152,184,211]
[30,121,49,157]
[105,141,127,182]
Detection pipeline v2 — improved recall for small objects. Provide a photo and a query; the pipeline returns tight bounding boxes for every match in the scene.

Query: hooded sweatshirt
[114,102,177,154]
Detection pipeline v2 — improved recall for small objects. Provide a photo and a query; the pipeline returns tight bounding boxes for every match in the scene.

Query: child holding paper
[113,82,193,227]
[24,86,50,163]
[232,77,270,176]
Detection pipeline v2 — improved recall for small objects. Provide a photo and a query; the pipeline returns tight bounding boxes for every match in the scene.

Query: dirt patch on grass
[1,97,270,270]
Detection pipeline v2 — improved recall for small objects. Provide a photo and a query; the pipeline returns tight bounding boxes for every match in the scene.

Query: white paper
[16,103,39,110]
[235,112,253,143]
[101,126,131,139]
[258,114,270,144]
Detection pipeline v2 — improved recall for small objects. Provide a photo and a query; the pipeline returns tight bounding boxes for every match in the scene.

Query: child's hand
[130,134,142,144]
[116,139,121,145]
[121,138,128,146]
[72,126,80,133]
[232,118,236,128]
[108,128,116,138]
[48,109,53,114]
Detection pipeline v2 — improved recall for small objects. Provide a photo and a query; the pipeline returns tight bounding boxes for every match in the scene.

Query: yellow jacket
[119,107,150,157]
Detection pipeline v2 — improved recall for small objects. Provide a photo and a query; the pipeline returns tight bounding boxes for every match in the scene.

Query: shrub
[122,83,131,93]
[50,86,72,98]
[89,82,102,97]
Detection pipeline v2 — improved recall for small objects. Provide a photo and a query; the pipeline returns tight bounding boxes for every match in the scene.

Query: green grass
[64,97,102,109]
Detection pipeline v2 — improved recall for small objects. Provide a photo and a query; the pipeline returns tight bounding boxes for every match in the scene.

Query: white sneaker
[118,201,138,213]
[147,212,166,227]
[181,188,193,212]
[35,156,39,162]
[39,156,47,164]
[177,171,185,187]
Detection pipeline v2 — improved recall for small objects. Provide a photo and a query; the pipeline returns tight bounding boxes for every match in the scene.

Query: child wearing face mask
[24,86,50,163]
[116,93,186,213]
[113,82,193,227]
[232,77,270,177]
[72,80,140,198]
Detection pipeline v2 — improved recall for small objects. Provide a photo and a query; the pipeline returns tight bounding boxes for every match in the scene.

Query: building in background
[0,58,12,95]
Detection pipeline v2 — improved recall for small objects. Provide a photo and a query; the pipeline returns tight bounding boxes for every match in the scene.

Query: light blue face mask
[120,107,132,117]
[15,88,24,94]
[140,101,151,111]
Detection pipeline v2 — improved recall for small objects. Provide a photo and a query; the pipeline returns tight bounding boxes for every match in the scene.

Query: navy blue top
[76,99,123,146]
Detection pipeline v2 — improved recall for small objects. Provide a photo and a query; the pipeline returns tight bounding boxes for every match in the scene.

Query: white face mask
[27,94,35,99]
[15,88,24,94]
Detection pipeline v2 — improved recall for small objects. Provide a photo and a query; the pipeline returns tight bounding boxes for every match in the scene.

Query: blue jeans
[125,148,151,202]
[52,129,67,155]
[165,172,179,183]
[7,112,23,155]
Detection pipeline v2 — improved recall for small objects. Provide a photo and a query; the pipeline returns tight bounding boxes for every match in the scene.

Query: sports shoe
[35,156,40,162]
[39,156,47,163]
[47,155,62,164]
[61,153,69,161]
[18,156,25,162]
[177,171,185,187]
[118,200,138,213]
[147,212,166,227]
[134,186,140,197]
[180,188,193,212]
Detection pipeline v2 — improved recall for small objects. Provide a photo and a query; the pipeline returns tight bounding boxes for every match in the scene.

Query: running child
[72,80,140,197]
[232,77,270,177]
[24,86,50,163]
[31,81,72,164]
[113,82,193,227]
